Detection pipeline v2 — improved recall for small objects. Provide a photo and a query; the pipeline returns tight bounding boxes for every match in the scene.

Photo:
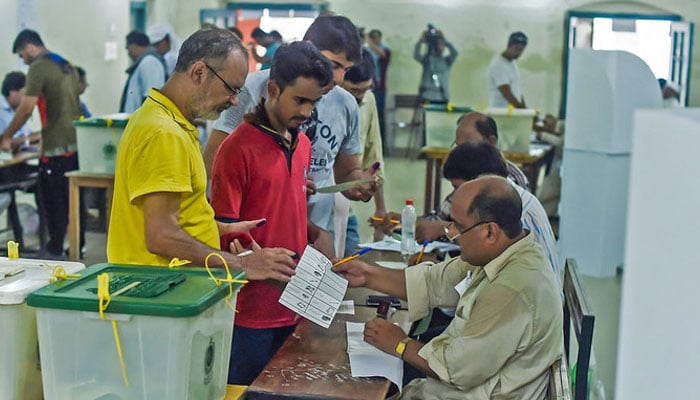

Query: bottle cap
[405,199,414,205]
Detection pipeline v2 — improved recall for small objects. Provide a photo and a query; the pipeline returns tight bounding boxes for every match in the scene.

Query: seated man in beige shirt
[335,176,562,399]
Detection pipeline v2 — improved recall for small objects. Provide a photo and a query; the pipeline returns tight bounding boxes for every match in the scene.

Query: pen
[113,281,141,297]
[332,247,372,267]
[415,239,429,264]
[237,250,299,259]
[371,216,400,224]
[236,249,254,257]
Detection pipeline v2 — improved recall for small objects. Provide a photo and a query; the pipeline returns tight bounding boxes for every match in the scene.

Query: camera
[425,24,442,53]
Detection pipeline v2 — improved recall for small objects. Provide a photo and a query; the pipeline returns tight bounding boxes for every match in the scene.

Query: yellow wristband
[395,336,412,358]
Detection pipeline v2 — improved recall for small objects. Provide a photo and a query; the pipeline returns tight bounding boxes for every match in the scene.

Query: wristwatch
[395,337,412,358]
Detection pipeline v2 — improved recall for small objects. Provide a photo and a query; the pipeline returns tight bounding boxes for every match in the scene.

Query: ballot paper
[315,176,384,193]
[346,321,403,391]
[359,239,461,253]
[279,245,348,328]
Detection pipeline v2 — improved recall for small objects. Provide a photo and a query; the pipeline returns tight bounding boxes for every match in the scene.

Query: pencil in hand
[415,239,429,264]
[370,216,400,224]
[332,247,372,267]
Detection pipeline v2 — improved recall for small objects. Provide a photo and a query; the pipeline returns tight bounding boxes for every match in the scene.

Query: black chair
[0,162,42,254]
[387,94,423,157]
[563,258,595,400]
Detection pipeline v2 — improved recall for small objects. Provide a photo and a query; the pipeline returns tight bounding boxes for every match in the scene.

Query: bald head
[454,176,522,239]
[455,112,498,147]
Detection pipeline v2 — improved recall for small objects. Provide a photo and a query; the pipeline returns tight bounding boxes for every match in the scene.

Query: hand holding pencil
[368,211,401,237]
[333,247,372,267]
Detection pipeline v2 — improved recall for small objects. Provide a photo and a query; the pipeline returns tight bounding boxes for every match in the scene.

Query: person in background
[366,29,390,144]
[338,49,386,255]
[211,41,333,386]
[203,15,376,259]
[379,111,531,244]
[75,66,91,119]
[269,30,284,44]
[414,25,458,104]
[119,30,167,113]
[335,175,563,399]
[147,23,181,76]
[455,111,529,191]
[249,27,280,70]
[533,113,565,218]
[661,79,681,108]
[489,31,528,108]
[1,29,84,259]
[0,71,40,151]
[228,26,243,40]
[107,28,296,280]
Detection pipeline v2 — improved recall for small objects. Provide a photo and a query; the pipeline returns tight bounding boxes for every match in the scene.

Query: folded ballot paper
[346,321,403,391]
[278,245,348,328]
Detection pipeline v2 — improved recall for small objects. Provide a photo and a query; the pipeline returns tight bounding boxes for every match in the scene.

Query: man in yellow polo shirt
[107,28,296,282]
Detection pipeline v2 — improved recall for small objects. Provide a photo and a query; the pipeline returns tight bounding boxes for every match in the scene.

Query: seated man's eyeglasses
[443,220,492,243]
[204,63,243,98]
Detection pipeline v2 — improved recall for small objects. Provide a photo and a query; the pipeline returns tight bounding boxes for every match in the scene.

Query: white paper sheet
[359,239,460,253]
[279,245,348,328]
[375,261,408,270]
[346,321,404,391]
[337,300,355,315]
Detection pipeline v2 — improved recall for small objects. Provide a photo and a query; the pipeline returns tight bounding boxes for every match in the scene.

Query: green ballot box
[74,114,129,174]
[27,263,245,400]
[423,104,474,149]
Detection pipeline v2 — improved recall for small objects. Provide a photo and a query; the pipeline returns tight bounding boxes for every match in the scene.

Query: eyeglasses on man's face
[443,220,492,243]
[204,63,242,98]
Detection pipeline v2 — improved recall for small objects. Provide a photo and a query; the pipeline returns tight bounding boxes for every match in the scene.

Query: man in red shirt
[210,41,333,385]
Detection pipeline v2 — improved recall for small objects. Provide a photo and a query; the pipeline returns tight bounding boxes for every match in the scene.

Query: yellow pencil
[370,216,400,224]
[332,248,372,267]
[415,239,429,264]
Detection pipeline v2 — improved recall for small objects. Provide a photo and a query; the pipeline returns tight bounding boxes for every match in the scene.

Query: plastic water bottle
[401,199,417,263]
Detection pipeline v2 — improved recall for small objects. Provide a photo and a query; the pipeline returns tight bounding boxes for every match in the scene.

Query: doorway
[200,3,326,72]
[563,10,693,113]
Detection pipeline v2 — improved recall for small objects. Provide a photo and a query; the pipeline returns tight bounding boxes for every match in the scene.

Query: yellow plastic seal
[7,241,19,259]
[204,252,248,313]
[97,272,129,387]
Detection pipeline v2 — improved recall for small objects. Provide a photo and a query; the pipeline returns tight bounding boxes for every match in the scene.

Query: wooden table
[503,142,554,194]
[421,147,450,215]
[422,143,554,213]
[245,306,409,400]
[65,171,114,260]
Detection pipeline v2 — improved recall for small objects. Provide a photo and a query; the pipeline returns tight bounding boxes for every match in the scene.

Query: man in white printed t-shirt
[488,31,528,109]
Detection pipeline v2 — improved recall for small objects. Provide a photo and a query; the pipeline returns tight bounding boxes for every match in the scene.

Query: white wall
[0,0,223,116]
[330,0,563,114]
[330,0,700,114]
[616,108,700,399]
[1,0,700,115]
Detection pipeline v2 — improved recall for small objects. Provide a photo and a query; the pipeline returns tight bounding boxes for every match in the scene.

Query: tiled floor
[3,155,621,399]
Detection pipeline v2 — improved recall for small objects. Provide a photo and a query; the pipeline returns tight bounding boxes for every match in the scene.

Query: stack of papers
[359,239,460,253]
[346,321,403,390]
